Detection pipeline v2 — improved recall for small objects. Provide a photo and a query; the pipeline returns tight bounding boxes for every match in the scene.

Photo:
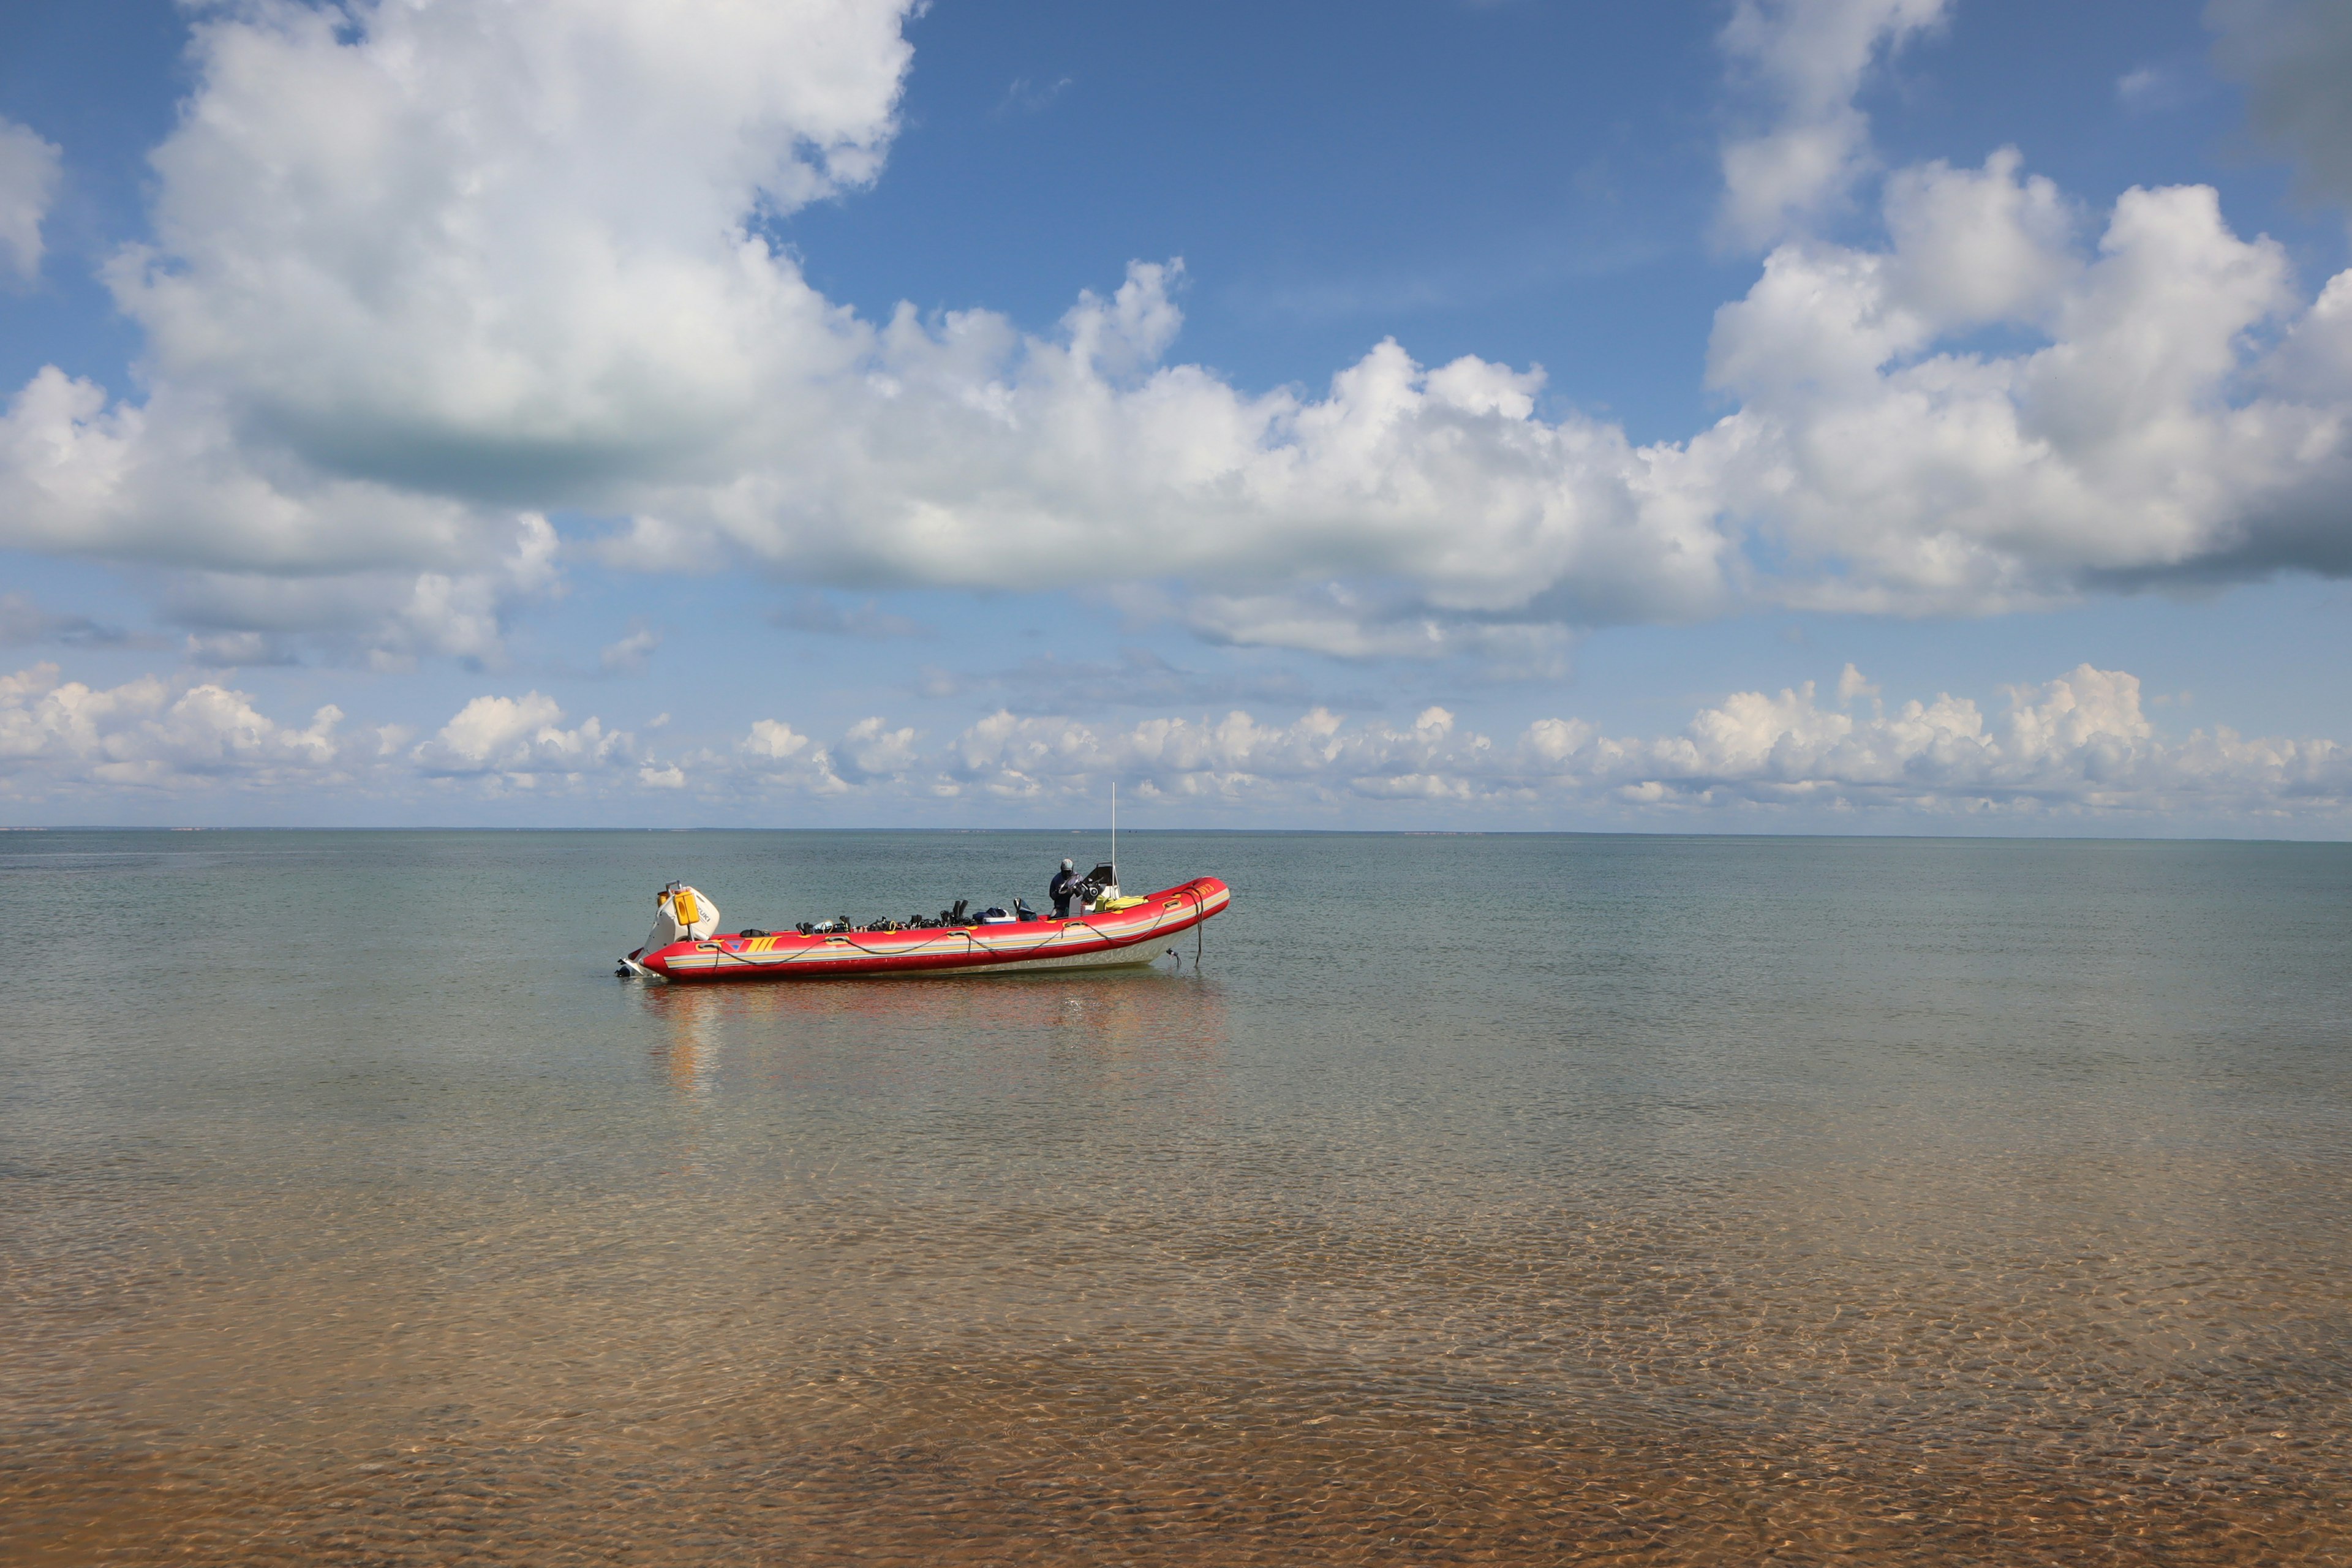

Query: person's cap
[1061,858,1074,870]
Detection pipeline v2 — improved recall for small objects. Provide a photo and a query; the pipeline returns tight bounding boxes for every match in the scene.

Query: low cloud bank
[7,660,2345,831]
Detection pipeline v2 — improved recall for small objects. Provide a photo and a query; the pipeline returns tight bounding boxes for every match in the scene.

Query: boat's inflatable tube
[635,876,1230,984]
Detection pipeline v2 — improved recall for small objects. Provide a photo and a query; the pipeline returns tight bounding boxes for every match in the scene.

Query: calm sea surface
[4,830,2349,1565]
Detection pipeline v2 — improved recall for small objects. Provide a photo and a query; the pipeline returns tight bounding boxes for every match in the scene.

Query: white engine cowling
[643,882,720,951]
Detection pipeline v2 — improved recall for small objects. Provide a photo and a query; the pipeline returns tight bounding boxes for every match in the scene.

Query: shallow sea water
[3,829,2348,1565]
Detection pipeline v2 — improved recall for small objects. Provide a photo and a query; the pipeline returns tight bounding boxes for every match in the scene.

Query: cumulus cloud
[1717,0,1950,247]
[0,0,906,659]
[837,717,921,782]
[1880,148,2078,331]
[739,716,849,796]
[842,663,2351,824]
[2209,0,2352,208]
[0,0,2348,677]
[602,268,1733,639]
[0,666,687,801]
[744,718,813,762]
[0,118,61,285]
[0,368,562,664]
[8,1,1735,653]
[0,662,345,794]
[1836,661,1880,704]
[153,513,560,671]
[413,690,638,785]
[1699,168,2352,606]
[731,712,927,796]
[117,0,910,494]
[1689,5,2352,608]
[1,366,514,576]
[0,0,1724,660]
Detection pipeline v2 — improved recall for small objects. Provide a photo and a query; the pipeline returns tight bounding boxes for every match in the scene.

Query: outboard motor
[643,880,720,951]
[1076,863,1120,910]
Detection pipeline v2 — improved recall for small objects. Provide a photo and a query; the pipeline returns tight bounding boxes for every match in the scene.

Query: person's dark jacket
[1049,865,1082,916]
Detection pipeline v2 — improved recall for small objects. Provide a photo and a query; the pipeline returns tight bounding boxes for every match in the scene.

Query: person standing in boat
[1050,858,1084,918]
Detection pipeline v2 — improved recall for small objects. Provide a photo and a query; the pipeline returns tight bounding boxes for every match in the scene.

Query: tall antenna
[1110,780,1117,880]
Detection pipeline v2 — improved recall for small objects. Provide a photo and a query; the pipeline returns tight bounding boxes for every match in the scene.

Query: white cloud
[116,0,909,489]
[744,718,813,763]
[737,717,849,795]
[866,663,2352,824]
[0,662,345,794]
[2267,270,2352,403]
[0,368,561,665]
[0,118,61,285]
[603,269,1733,638]
[1881,148,2078,331]
[1717,0,1950,247]
[1574,663,2341,824]
[0,0,1724,658]
[0,665,696,802]
[0,0,2347,678]
[1699,170,2352,606]
[7,657,2350,826]
[838,716,921,780]
[414,690,636,783]
[0,366,516,576]
[2209,0,2352,207]
[155,513,560,670]
[0,0,909,658]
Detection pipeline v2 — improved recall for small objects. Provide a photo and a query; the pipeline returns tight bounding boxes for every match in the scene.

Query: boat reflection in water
[639,963,1233,1113]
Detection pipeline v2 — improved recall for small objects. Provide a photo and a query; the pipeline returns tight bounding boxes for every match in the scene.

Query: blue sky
[1,0,2349,831]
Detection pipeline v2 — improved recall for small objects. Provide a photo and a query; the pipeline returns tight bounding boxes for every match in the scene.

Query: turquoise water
[4,830,2349,1564]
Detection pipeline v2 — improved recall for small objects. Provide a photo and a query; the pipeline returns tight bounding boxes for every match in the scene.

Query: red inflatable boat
[624,876,1231,984]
